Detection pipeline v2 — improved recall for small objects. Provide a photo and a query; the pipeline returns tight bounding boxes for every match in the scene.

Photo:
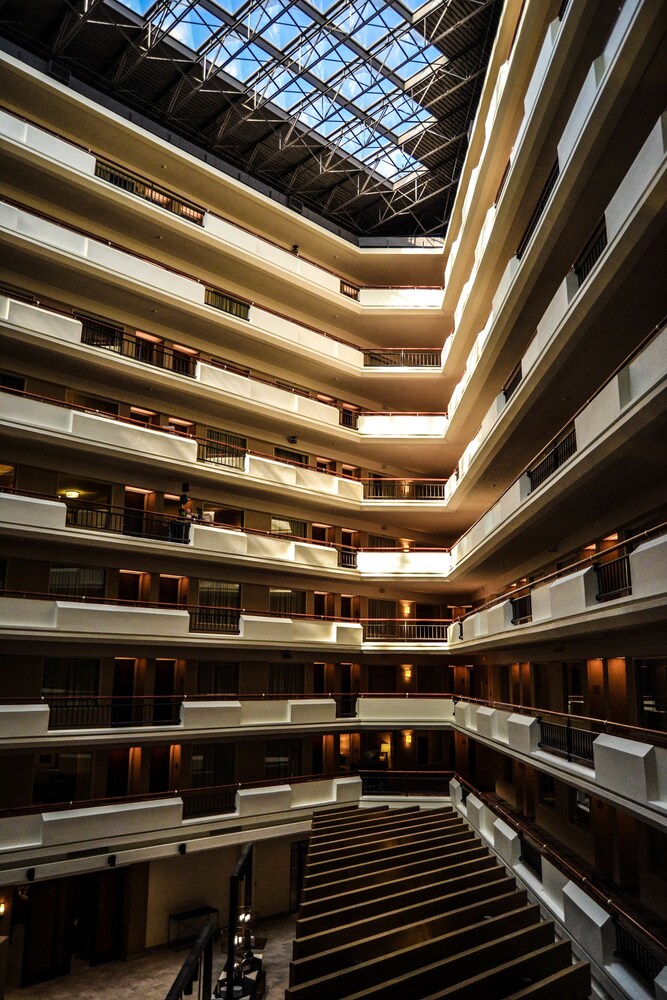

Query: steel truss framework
[0,0,502,237]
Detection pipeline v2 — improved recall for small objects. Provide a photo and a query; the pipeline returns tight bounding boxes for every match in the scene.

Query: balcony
[449,524,667,647]
[362,348,442,368]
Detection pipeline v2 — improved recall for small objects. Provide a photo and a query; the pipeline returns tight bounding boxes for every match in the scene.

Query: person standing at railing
[172,485,193,543]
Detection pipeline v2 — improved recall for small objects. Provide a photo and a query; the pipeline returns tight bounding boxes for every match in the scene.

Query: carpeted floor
[6,913,296,1000]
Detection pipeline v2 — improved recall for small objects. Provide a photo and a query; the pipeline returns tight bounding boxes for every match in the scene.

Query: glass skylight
[114,0,444,184]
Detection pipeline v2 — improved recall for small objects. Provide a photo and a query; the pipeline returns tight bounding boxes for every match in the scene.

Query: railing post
[566,717,573,762]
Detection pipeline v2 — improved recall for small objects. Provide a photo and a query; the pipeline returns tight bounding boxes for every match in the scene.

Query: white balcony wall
[630,535,667,600]
[356,549,451,576]
[357,287,444,309]
[606,111,667,242]
[357,697,454,724]
[0,295,82,344]
[191,524,248,557]
[203,215,340,295]
[71,411,198,463]
[0,597,190,637]
[253,305,362,368]
[238,615,362,647]
[0,388,73,434]
[557,57,607,169]
[357,413,448,437]
[0,492,66,530]
[180,700,242,730]
[0,704,49,738]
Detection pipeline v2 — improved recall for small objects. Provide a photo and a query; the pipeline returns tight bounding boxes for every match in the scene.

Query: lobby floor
[6,913,296,1000]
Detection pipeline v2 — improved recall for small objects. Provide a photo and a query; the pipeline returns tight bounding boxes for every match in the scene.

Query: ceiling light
[63,490,80,499]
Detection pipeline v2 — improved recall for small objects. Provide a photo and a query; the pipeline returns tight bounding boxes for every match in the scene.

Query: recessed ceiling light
[63,490,80,499]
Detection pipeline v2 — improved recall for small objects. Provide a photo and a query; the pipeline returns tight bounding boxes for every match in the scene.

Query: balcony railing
[516,160,559,260]
[614,920,665,988]
[510,593,532,625]
[519,835,543,878]
[340,280,360,300]
[574,220,608,286]
[189,607,241,633]
[65,501,192,543]
[81,318,198,376]
[502,361,522,402]
[95,160,205,225]
[528,425,576,491]
[362,479,448,500]
[204,287,251,321]
[46,696,182,729]
[361,619,450,641]
[196,439,248,470]
[358,769,453,797]
[595,554,632,601]
[338,547,358,568]
[538,718,595,764]
[362,349,442,367]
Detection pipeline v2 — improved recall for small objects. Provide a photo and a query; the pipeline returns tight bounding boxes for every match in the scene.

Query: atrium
[0,0,666,997]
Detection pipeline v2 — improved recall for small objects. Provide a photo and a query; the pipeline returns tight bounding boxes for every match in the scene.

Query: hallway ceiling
[0,0,502,238]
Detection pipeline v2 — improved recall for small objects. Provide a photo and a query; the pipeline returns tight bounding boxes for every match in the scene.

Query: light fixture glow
[63,490,80,499]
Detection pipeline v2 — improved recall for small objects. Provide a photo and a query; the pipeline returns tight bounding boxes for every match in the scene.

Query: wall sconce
[0,900,5,918]
[380,741,391,755]
[402,603,411,617]
[404,731,413,747]
[402,666,412,682]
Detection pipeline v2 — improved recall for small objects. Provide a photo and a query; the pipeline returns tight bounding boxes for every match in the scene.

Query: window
[269,589,306,615]
[367,534,396,548]
[129,406,158,425]
[0,463,14,489]
[265,738,302,779]
[538,773,556,808]
[195,661,239,695]
[42,657,100,696]
[66,389,119,415]
[48,566,106,599]
[33,751,92,804]
[199,580,240,607]
[569,788,591,829]
[268,662,305,695]
[190,743,236,788]
[201,505,244,528]
[274,446,308,466]
[270,516,307,539]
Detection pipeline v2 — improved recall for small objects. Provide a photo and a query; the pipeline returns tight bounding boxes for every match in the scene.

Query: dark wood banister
[456,774,667,962]
[455,519,667,623]
[458,316,666,542]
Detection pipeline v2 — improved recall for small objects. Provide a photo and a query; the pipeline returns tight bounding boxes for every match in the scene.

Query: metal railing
[502,361,522,402]
[358,769,453,797]
[574,220,608,286]
[65,501,192,544]
[528,425,577,491]
[595,554,632,601]
[340,280,360,300]
[338,547,358,568]
[46,696,182,729]
[510,593,532,625]
[519,835,543,878]
[361,479,448,500]
[361,619,451,641]
[538,718,595,764]
[95,160,205,225]
[204,287,251,321]
[516,160,560,259]
[81,318,198,376]
[189,607,242,633]
[614,919,665,988]
[340,408,359,428]
[165,922,214,1000]
[196,439,248,470]
[362,349,442,367]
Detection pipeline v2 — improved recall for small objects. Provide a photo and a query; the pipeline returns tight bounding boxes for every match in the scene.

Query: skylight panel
[305,0,343,13]
[336,69,394,111]
[244,2,312,50]
[163,2,223,50]
[310,41,359,82]
[258,67,314,110]
[373,91,432,136]
[117,0,154,14]
[375,26,442,79]
[211,34,269,81]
